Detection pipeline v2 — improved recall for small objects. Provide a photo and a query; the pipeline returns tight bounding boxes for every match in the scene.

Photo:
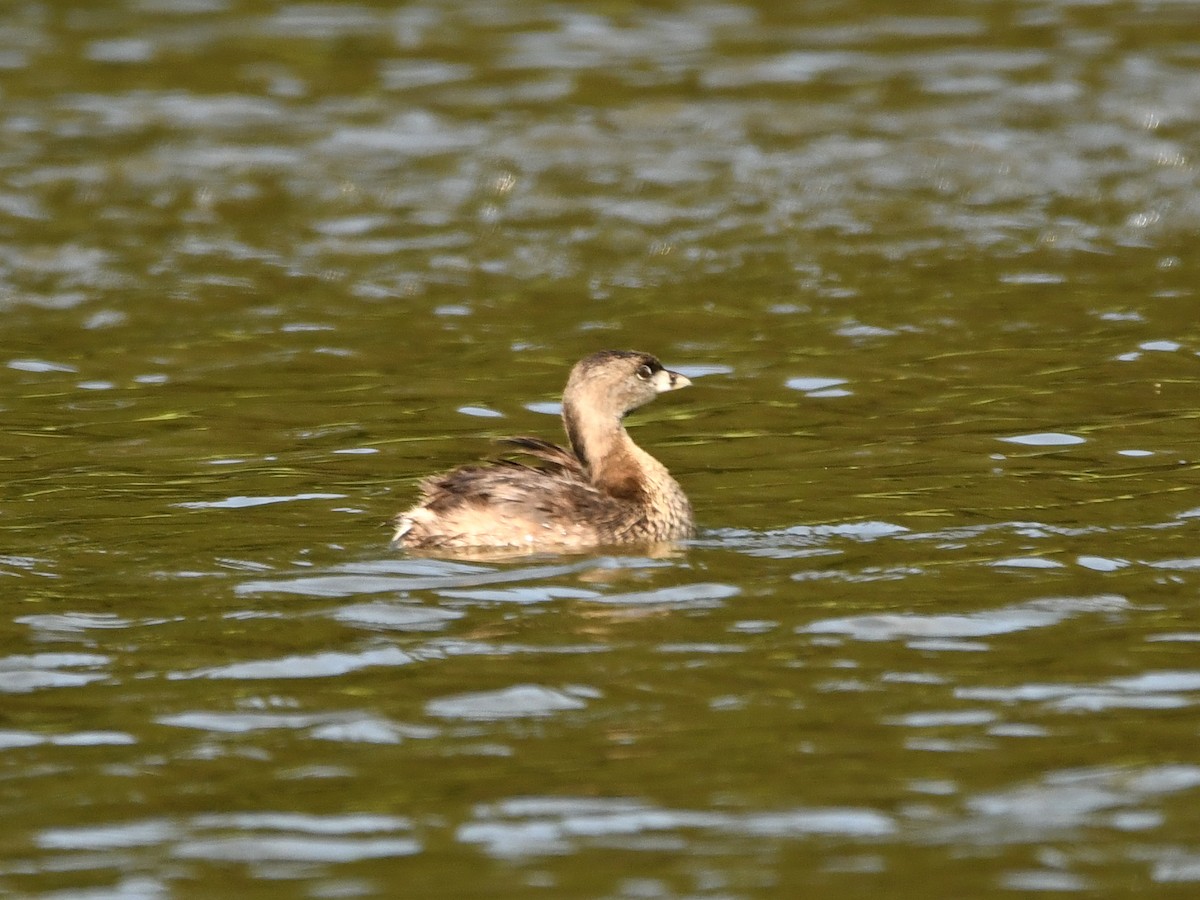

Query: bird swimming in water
[393,350,693,553]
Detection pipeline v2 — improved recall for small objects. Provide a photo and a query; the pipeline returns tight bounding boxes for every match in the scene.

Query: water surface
[3,1,1200,897]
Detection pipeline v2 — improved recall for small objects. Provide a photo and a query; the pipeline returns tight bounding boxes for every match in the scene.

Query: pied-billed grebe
[393,350,693,552]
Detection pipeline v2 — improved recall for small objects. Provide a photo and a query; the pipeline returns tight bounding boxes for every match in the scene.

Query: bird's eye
[635,364,653,380]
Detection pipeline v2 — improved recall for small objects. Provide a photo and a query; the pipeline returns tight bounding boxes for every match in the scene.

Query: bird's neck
[563,399,647,501]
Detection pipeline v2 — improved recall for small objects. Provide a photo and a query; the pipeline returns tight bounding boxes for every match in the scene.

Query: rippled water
[3,1,1200,897]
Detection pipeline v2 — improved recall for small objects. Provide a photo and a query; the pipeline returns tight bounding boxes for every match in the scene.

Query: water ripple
[171,647,414,681]
[236,561,594,597]
[0,653,111,693]
[958,669,1200,712]
[330,602,464,631]
[459,796,895,859]
[928,765,1200,845]
[800,595,1129,643]
[426,684,595,721]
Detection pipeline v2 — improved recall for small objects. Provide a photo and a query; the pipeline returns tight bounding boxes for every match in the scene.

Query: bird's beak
[652,369,691,393]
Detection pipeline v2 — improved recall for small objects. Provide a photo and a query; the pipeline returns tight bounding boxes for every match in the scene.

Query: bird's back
[393,438,630,551]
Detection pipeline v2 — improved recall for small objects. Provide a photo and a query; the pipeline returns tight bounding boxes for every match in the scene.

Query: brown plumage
[393,350,693,553]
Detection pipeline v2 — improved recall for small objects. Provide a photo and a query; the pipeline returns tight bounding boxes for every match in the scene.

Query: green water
[3,1,1200,897]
